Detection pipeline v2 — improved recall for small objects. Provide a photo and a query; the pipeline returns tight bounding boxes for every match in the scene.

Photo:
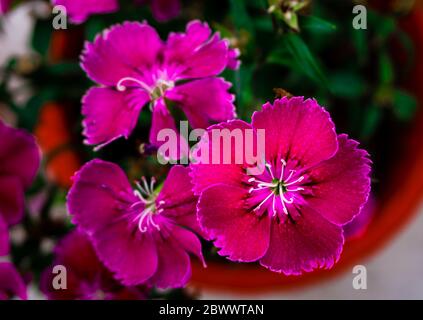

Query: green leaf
[32,20,53,56]
[300,15,336,33]
[329,71,365,98]
[351,28,368,65]
[229,0,254,32]
[360,105,382,139]
[379,51,394,85]
[282,33,329,89]
[392,89,417,121]
[18,89,56,130]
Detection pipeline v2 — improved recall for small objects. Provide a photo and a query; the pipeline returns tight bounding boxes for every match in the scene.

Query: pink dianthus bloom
[80,20,237,158]
[190,97,371,275]
[67,160,205,288]
[0,119,40,256]
[41,229,147,300]
[0,262,27,300]
[0,0,11,14]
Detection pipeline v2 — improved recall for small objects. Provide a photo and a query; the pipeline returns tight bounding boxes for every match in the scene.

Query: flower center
[131,176,162,233]
[248,159,304,217]
[116,71,175,101]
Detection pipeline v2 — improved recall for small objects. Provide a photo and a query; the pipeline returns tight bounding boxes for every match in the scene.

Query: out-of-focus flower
[227,47,241,70]
[0,0,11,14]
[41,229,146,300]
[51,0,181,24]
[34,103,81,188]
[0,119,40,249]
[134,0,181,22]
[191,97,371,275]
[51,0,119,24]
[344,195,375,240]
[81,20,236,159]
[67,160,205,288]
[0,262,27,300]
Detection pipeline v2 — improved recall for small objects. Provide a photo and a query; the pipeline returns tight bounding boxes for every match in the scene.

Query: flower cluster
[0,120,40,300]
[0,15,372,300]
[65,95,371,291]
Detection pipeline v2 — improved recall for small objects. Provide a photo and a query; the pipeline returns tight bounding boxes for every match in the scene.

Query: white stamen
[286,187,304,192]
[138,207,152,233]
[284,170,295,183]
[265,163,275,180]
[284,176,304,186]
[133,190,149,203]
[148,214,160,231]
[141,176,151,194]
[135,181,149,196]
[150,177,156,193]
[279,159,286,180]
[116,77,152,93]
[254,191,274,211]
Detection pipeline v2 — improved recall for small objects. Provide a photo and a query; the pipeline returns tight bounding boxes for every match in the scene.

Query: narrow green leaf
[360,105,382,139]
[229,0,254,32]
[392,89,417,121]
[300,15,336,33]
[379,51,394,85]
[283,33,329,88]
[329,71,365,98]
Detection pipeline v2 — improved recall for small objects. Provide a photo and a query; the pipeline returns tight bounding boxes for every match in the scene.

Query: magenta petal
[67,160,158,286]
[344,195,375,239]
[260,206,344,275]
[157,166,196,216]
[171,225,206,267]
[0,0,11,14]
[92,219,158,286]
[151,0,180,21]
[0,262,27,300]
[306,134,372,225]
[82,87,148,149]
[252,97,338,167]
[149,98,189,160]
[67,159,138,234]
[147,234,190,289]
[0,120,40,188]
[81,22,162,86]
[198,184,271,262]
[52,0,119,24]
[0,176,24,225]
[189,120,254,195]
[165,21,228,79]
[0,216,9,256]
[156,166,202,234]
[227,47,241,70]
[166,77,235,129]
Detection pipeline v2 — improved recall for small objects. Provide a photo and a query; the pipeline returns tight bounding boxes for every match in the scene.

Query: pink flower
[51,0,119,24]
[190,97,371,275]
[0,119,40,256]
[0,0,11,14]
[80,20,236,158]
[0,262,27,300]
[51,0,181,24]
[67,160,205,288]
[134,0,181,22]
[41,230,146,300]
